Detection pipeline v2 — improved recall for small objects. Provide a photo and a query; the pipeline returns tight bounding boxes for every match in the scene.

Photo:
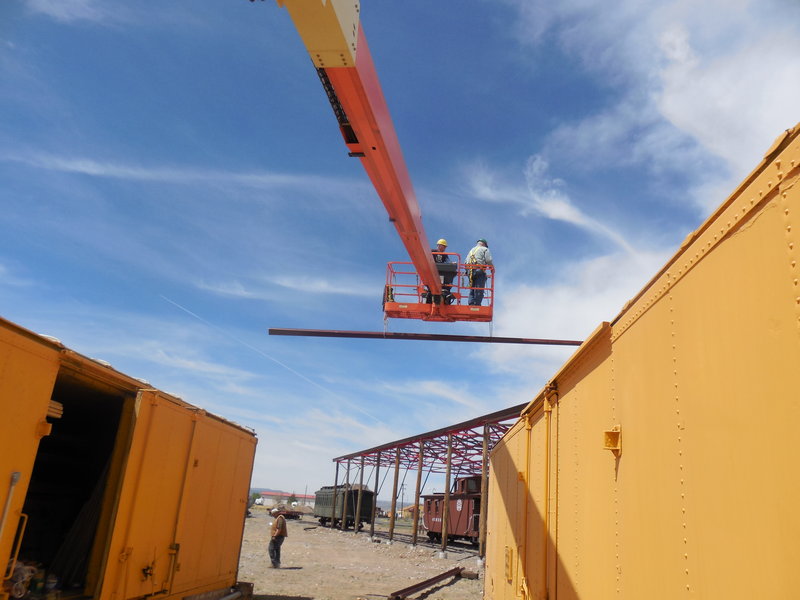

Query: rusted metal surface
[354,456,364,536]
[441,434,453,552]
[369,452,379,538]
[411,440,424,545]
[333,403,528,475]
[388,448,400,541]
[479,424,489,557]
[387,567,464,599]
[269,328,583,346]
[423,475,481,545]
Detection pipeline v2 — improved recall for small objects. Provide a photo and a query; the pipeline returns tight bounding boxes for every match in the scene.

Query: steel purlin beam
[337,415,521,477]
[269,328,584,346]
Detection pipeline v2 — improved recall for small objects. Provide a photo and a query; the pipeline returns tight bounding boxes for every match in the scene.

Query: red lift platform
[383,253,494,322]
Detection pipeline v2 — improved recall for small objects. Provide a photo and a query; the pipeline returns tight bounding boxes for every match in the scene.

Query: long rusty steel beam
[387,567,464,600]
[269,328,583,346]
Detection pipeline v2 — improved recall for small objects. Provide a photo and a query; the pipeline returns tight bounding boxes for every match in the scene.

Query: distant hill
[250,487,286,495]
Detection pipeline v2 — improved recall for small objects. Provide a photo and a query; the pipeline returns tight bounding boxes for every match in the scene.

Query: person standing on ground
[465,238,493,306]
[268,508,288,568]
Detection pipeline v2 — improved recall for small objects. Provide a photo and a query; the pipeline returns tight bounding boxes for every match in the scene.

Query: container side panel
[552,340,615,600]
[100,394,193,600]
[524,413,547,600]
[611,298,687,597]
[486,422,526,600]
[667,188,800,597]
[224,433,257,575]
[172,417,255,593]
[0,329,59,575]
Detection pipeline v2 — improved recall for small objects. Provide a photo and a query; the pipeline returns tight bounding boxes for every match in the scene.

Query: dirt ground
[238,506,485,600]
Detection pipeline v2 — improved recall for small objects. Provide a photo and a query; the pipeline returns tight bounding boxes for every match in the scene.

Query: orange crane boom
[276,0,443,296]
[275,1,494,321]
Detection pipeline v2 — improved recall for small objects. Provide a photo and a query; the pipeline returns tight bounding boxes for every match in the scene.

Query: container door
[99,391,194,600]
[170,415,255,594]
[0,329,59,586]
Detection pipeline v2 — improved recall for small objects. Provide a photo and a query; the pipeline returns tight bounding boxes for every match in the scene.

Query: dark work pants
[469,270,487,305]
[268,536,285,567]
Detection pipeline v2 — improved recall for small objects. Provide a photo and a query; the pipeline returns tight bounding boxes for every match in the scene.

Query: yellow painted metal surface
[486,123,800,599]
[0,318,256,600]
[277,0,360,68]
[0,324,60,597]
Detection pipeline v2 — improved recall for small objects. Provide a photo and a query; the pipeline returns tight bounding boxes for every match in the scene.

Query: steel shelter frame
[328,402,527,553]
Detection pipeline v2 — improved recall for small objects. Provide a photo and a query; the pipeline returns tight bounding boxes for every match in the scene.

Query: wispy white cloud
[273,276,376,298]
[0,262,36,288]
[484,249,669,374]
[378,379,484,414]
[466,155,636,253]
[24,0,109,23]
[196,275,377,301]
[503,0,800,214]
[142,346,258,380]
[657,29,800,176]
[0,151,359,193]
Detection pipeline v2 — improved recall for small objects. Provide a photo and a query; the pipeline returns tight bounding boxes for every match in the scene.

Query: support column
[441,433,453,552]
[479,423,490,557]
[340,459,351,529]
[411,440,424,545]
[369,452,380,538]
[330,462,339,529]
[355,455,365,534]
[388,447,400,542]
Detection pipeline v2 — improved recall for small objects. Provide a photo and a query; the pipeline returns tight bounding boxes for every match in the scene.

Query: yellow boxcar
[485,123,800,599]
[0,318,257,600]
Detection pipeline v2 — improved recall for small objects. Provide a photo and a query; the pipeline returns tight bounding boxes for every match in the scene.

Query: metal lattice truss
[333,402,528,476]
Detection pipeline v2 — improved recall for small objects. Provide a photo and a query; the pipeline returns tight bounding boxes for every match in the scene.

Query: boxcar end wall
[0,320,257,600]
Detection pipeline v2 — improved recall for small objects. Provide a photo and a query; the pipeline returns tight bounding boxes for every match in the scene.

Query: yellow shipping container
[0,318,256,600]
[486,124,800,599]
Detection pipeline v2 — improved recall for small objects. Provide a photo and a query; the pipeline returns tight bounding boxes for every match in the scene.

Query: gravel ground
[237,507,485,600]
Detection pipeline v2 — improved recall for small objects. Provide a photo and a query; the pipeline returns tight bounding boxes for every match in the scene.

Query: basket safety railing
[384,253,494,309]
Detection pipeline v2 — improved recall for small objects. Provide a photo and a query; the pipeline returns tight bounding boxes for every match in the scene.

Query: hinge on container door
[504,546,514,583]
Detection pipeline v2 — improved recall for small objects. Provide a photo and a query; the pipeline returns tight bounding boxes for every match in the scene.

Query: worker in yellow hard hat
[425,238,455,304]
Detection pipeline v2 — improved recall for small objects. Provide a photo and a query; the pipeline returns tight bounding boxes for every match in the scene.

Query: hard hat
[271,508,278,514]
[477,238,488,246]
[437,239,448,246]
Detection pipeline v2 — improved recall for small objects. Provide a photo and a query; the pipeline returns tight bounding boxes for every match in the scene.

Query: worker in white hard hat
[268,508,288,568]
[465,238,493,306]
[425,238,455,305]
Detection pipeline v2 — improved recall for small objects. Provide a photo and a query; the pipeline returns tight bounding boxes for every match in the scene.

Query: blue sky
[2,0,799,499]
